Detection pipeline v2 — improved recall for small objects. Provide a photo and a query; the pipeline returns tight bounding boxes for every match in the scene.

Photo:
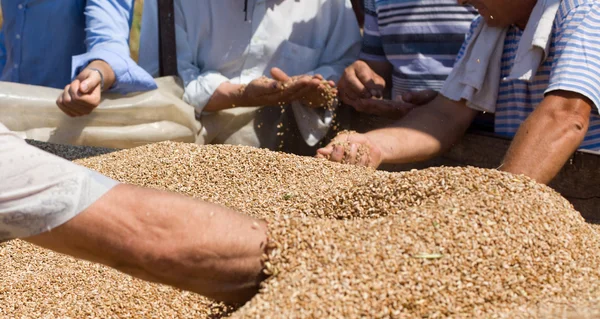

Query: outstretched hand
[241,68,337,108]
[316,130,383,168]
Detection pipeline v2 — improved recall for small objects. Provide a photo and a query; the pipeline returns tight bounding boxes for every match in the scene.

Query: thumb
[79,69,102,94]
[270,67,291,82]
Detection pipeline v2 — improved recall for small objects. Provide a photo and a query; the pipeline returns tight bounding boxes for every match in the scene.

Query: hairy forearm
[366,95,477,164]
[87,60,116,92]
[25,184,268,304]
[501,92,591,184]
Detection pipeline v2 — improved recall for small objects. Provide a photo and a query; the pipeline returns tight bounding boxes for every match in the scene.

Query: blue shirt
[456,0,600,151]
[0,0,157,93]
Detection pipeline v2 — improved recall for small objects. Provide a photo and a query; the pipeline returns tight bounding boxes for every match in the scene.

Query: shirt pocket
[278,40,321,76]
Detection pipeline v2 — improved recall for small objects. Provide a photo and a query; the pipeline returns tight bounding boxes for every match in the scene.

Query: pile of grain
[2,141,600,318]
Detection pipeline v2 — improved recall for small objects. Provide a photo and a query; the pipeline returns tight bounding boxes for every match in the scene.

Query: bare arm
[500,91,592,184]
[366,95,477,163]
[318,95,478,167]
[25,183,268,304]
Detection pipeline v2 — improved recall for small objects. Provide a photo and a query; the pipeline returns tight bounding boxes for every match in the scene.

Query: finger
[80,70,102,94]
[340,89,361,106]
[358,148,371,167]
[287,77,321,96]
[56,96,76,117]
[69,80,81,99]
[363,75,386,99]
[283,76,319,98]
[58,88,79,117]
[351,99,370,113]
[316,145,334,159]
[374,99,415,118]
[355,67,385,99]
[353,99,395,117]
[270,67,291,82]
[67,82,89,116]
[63,85,73,105]
[329,144,346,163]
[67,82,98,116]
[345,143,359,164]
[313,74,324,81]
[343,67,370,99]
[401,89,438,106]
[288,86,316,105]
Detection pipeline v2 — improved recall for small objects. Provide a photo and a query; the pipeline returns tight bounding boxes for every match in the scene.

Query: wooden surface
[381,131,600,222]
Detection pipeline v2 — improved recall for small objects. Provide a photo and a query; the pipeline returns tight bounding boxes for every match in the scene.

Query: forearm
[367,95,477,164]
[204,82,247,112]
[25,184,268,304]
[500,92,591,184]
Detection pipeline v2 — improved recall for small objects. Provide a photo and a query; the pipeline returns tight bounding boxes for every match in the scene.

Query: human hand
[56,66,105,117]
[352,89,439,118]
[316,130,383,168]
[338,60,386,107]
[270,68,337,109]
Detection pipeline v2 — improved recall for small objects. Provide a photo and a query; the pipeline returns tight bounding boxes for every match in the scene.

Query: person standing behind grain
[0,122,270,304]
[0,0,157,117]
[139,0,362,155]
[319,0,600,185]
[338,0,477,118]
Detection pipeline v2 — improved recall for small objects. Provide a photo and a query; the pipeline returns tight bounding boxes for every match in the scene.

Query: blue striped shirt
[456,0,600,151]
[360,0,477,99]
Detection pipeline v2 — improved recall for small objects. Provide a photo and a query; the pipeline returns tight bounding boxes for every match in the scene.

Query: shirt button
[15,34,21,39]
[13,64,19,68]
[18,4,24,9]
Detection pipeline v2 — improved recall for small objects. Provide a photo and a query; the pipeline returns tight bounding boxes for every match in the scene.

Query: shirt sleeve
[0,30,6,74]
[173,1,230,112]
[72,0,157,94]
[359,0,386,62]
[545,3,600,113]
[139,0,228,112]
[0,128,119,242]
[306,0,362,82]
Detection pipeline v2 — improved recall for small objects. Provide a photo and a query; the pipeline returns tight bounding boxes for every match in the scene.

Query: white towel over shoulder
[441,0,560,113]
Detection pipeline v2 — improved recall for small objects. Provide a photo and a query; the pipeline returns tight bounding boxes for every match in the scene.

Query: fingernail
[81,82,88,91]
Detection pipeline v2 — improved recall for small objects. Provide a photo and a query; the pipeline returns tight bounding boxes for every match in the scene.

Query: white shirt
[139,0,362,113]
[0,123,118,241]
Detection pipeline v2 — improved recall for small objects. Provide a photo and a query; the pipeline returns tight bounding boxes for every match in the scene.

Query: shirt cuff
[72,48,158,95]
[306,66,342,83]
[183,71,231,113]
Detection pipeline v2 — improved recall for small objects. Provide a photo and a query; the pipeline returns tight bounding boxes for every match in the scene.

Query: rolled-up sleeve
[0,128,119,242]
[72,0,157,94]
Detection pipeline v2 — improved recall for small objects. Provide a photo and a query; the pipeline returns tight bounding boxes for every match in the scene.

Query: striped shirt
[360,0,477,99]
[456,0,600,151]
